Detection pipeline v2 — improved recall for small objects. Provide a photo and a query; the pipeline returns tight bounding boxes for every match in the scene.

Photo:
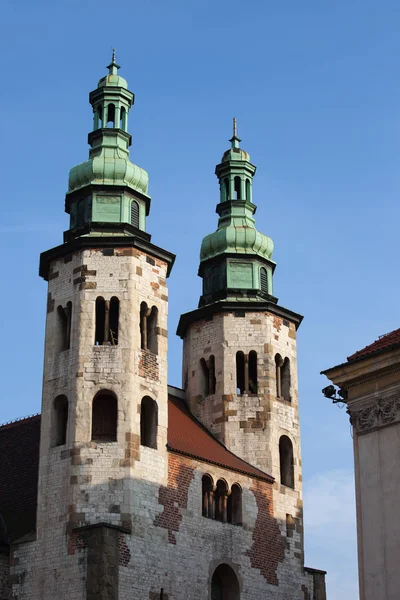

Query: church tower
[178,122,304,547]
[34,53,174,597]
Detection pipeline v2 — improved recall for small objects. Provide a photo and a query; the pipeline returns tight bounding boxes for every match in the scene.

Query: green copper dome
[197,120,277,307]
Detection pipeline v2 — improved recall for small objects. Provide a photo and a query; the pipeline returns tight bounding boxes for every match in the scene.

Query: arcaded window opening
[234,176,241,199]
[140,396,158,449]
[107,103,116,127]
[53,395,68,447]
[248,351,258,394]
[281,357,291,401]
[202,474,214,519]
[131,200,139,228]
[227,484,242,525]
[279,435,294,488]
[92,392,118,442]
[140,302,158,354]
[215,480,228,523]
[109,297,119,345]
[260,267,268,293]
[95,297,106,345]
[120,107,127,130]
[236,351,245,394]
[211,564,240,600]
[56,301,72,352]
[275,353,283,397]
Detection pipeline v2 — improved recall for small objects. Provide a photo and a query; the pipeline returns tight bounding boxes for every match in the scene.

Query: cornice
[350,394,400,434]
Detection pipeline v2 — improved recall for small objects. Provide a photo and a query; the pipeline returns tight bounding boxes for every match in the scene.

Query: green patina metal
[64,50,150,241]
[199,120,277,307]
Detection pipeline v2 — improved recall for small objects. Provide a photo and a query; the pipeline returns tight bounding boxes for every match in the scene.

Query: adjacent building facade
[0,56,326,599]
[323,328,400,600]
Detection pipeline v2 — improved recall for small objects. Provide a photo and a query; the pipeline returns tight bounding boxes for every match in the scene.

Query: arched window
[248,351,258,394]
[234,176,241,199]
[95,297,106,345]
[211,564,240,600]
[281,357,291,401]
[76,199,85,228]
[224,178,229,202]
[202,474,214,519]
[120,107,127,130]
[279,435,294,488]
[260,267,268,293]
[200,355,216,397]
[131,201,139,228]
[92,391,118,442]
[56,301,72,352]
[107,103,115,127]
[227,484,242,525]
[140,396,158,449]
[275,353,283,397]
[215,480,228,523]
[236,351,245,394]
[96,106,102,129]
[53,395,68,447]
[246,178,251,201]
[109,297,119,345]
[140,303,158,354]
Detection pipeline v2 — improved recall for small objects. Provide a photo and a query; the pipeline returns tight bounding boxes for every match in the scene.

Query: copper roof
[168,395,273,482]
[348,327,400,362]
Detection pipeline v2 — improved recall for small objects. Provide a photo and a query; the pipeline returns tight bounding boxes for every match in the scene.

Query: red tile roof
[168,395,273,482]
[348,327,400,362]
[0,394,273,541]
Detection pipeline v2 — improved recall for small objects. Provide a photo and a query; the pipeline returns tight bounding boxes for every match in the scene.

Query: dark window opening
[200,355,216,397]
[140,396,158,449]
[248,350,258,394]
[202,474,214,519]
[234,176,241,199]
[260,267,268,293]
[56,301,72,352]
[131,201,139,228]
[236,351,245,394]
[215,480,228,523]
[107,103,115,127]
[109,297,119,345]
[275,353,283,397]
[76,199,85,228]
[53,395,68,447]
[97,106,102,129]
[279,435,294,488]
[140,302,158,354]
[224,178,229,201]
[92,392,117,442]
[227,484,242,525]
[281,357,291,401]
[95,297,105,345]
[120,107,126,130]
[246,178,251,201]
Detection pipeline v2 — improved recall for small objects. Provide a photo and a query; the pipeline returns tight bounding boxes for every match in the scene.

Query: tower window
[76,199,85,228]
[215,479,229,522]
[236,351,245,394]
[107,103,116,127]
[275,353,283,397]
[281,357,291,401]
[109,297,119,345]
[200,355,216,397]
[202,474,214,518]
[234,176,241,199]
[248,350,258,393]
[95,297,119,346]
[92,391,118,442]
[279,435,294,488]
[224,178,229,202]
[52,395,68,447]
[96,106,102,129]
[227,484,242,525]
[95,297,106,345]
[56,301,72,352]
[131,201,139,228]
[120,107,127,130]
[246,178,251,201]
[140,302,158,354]
[260,267,268,293]
[140,396,158,449]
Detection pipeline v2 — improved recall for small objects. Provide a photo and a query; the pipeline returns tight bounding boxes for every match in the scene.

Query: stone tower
[34,53,174,597]
[177,121,305,553]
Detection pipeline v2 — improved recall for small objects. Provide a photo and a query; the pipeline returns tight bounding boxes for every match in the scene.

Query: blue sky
[2,0,400,597]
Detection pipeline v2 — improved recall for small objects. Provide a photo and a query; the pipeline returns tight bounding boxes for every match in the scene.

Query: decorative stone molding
[350,395,400,433]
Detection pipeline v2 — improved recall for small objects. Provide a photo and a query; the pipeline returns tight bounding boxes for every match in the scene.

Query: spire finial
[107,48,120,75]
[230,116,241,148]
[233,117,237,138]
[112,48,117,64]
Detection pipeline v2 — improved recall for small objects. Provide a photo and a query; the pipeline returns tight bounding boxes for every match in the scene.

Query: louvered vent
[131,201,139,228]
[260,268,268,293]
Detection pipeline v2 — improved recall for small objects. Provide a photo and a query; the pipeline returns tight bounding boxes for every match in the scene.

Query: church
[0,55,326,600]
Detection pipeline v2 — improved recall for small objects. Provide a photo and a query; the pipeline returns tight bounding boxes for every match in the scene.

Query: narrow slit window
[248,350,258,394]
[236,351,245,394]
[92,392,118,442]
[140,396,158,449]
[95,297,106,345]
[275,354,283,397]
[53,395,68,447]
[279,435,294,488]
[281,357,291,401]
[131,201,139,228]
[109,297,119,345]
[56,303,72,352]
[147,306,158,354]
